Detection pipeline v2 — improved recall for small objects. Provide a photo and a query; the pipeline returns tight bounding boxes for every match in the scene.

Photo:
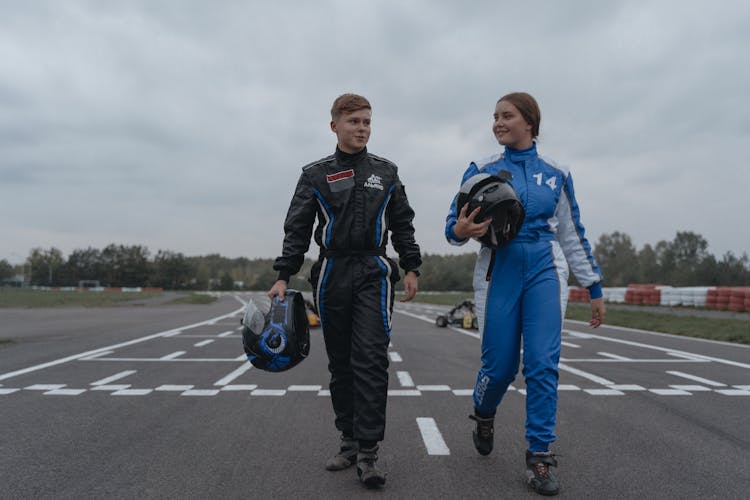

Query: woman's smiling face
[493,100,533,150]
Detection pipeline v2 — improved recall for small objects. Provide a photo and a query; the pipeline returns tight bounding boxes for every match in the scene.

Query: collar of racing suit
[504,143,537,163]
[334,146,368,165]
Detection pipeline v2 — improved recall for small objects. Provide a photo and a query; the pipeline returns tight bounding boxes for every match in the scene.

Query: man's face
[331,108,371,154]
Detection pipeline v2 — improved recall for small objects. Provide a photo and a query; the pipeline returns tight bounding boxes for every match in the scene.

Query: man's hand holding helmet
[454,204,493,240]
[268,280,287,301]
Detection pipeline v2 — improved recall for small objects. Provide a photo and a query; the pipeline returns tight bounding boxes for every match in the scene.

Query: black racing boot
[325,435,358,471]
[356,445,386,488]
[468,412,494,455]
[525,450,560,496]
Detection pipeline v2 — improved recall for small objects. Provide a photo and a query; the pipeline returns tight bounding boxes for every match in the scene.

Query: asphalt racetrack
[1,293,749,499]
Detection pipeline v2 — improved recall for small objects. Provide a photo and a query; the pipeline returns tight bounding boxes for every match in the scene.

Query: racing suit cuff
[276,271,291,283]
[446,222,468,246]
[587,282,603,300]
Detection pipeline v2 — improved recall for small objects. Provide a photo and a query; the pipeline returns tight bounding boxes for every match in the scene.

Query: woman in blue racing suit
[445,92,606,496]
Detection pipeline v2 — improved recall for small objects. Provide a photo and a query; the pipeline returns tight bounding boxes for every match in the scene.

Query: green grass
[400,292,750,345]
[565,303,750,345]
[166,293,217,305]
[0,288,164,308]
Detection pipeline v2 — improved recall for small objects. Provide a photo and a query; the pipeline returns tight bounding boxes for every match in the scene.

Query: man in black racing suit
[268,93,421,488]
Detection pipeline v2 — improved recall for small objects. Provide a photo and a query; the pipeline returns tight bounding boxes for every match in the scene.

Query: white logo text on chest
[364,174,384,190]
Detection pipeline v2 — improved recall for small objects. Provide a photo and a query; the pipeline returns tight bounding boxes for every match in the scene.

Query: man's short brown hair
[331,93,371,120]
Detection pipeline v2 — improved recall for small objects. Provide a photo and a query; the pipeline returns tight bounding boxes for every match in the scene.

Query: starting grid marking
[2,375,750,397]
[2,298,749,399]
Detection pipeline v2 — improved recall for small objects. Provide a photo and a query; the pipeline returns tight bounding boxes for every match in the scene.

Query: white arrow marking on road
[416,418,450,455]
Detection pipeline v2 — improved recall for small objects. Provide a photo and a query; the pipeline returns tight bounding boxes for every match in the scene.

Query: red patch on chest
[326,169,354,183]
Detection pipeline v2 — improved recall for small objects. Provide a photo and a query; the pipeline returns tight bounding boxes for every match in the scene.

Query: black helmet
[456,172,525,248]
[241,290,310,372]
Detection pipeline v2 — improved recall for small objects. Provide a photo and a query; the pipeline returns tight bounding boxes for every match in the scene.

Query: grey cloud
[1,0,749,264]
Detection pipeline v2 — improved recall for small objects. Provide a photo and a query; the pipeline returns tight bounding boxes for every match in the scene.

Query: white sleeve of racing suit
[554,171,603,291]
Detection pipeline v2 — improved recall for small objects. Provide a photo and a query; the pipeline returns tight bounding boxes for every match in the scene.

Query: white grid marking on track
[91,370,136,386]
[397,371,414,387]
[666,371,726,387]
[417,418,450,455]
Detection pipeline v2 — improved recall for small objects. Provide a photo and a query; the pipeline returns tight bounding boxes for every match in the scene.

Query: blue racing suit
[445,143,602,452]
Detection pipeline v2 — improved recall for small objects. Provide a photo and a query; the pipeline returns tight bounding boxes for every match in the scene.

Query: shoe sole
[359,473,386,488]
[527,477,559,496]
[528,484,559,496]
[357,467,386,488]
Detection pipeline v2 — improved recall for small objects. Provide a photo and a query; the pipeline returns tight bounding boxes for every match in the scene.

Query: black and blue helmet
[456,172,525,248]
[241,290,310,372]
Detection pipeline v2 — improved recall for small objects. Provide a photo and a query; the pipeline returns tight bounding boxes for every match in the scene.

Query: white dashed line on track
[666,371,726,387]
[397,371,415,387]
[181,389,220,396]
[160,351,186,360]
[91,370,136,386]
[416,418,450,455]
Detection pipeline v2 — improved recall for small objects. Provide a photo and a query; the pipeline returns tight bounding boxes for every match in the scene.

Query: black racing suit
[273,147,422,442]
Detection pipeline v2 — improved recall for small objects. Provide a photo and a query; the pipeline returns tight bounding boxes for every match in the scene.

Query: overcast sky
[2,1,749,267]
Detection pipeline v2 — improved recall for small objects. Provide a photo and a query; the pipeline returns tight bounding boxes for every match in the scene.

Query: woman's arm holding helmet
[446,163,491,243]
[453,204,492,239]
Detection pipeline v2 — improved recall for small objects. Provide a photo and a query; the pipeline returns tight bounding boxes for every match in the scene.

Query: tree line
[1,231,748,290]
